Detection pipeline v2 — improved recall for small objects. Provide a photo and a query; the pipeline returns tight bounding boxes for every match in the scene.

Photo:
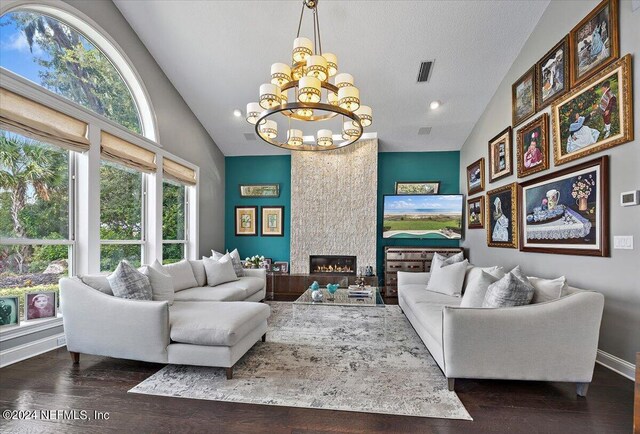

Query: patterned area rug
[129,302,472,420]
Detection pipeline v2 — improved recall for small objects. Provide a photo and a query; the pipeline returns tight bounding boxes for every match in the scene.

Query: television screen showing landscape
[383,195,463,239]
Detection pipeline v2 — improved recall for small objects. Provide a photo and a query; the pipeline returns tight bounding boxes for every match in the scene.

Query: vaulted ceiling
[115,0,550,155]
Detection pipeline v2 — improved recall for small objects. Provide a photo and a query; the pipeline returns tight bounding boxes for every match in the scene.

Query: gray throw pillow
[432,252,464,271]
[483,272,534,308]
[460,271,500,308]
[108,261,153,301]
[80,274,113,295]
[228,248,245,277]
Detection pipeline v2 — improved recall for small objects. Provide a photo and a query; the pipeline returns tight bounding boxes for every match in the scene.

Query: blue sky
[0,13,48,84]
[384,195,462,212]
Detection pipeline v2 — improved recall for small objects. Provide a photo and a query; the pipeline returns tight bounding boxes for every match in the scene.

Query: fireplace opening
[309,255,356,275]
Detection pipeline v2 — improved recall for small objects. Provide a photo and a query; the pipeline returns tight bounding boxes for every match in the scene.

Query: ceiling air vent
[418,127,432,136]
[244,133,257,141]
[417,60,434,83]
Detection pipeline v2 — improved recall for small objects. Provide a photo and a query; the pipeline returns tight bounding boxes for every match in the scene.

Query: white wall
[460,0,640,364]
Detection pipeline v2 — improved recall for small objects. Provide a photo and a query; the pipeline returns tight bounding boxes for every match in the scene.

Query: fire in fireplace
[309,255,356,275]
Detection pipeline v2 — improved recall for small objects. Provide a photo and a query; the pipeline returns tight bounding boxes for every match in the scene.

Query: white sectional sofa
[398,270,604,396]
[60,260,269,379]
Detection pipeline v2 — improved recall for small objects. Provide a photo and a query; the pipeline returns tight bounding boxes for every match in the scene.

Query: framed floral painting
[486,183,519,249]
[235,206,258,236]
[512,66,536,127]
[520,156,608,257]
[488,127,513,182]
[536,36,570,111]
[261,206,284,237]
[467,196,484,229]
[466,158,485,196]
[569,0,619,87]
[395,181,440,195]
[517,113,549,178]
[552,54,632,166]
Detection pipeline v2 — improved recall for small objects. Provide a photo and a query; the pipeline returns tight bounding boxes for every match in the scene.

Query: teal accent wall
[376,151,461,275]
[225,156,291,262]
[225,151,460,273]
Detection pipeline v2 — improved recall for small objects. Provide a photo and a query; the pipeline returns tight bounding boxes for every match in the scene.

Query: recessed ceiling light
[429,100,440,110]
[233,109,242,117]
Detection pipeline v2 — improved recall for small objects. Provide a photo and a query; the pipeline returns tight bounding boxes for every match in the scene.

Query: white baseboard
[596,349,635,381]
[0,333,66,368]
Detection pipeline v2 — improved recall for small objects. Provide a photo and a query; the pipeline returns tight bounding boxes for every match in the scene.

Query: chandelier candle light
[246,0,372,151]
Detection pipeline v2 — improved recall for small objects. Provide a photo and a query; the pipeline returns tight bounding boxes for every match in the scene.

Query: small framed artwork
[517,113,549,178]
[261,206,284,237]
[467,196,485,229]
[486,183,519,249]
[569,0,619,87]
[25,292,57,321]
[512,66,536,127]
[395,181,440,195]
[466,158,485,195]
[536,36,570,111]
[520,156,608,257]
[235,206,258,236]
[0,296,20,329]
[552,54,632,166]
[273,261,289,274]
[488,127,513,182]
[239,184,280,198]
[262,257,272,271]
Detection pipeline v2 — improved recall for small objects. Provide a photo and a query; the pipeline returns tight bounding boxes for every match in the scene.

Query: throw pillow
[163,259,199,292]
[203,255,239,286]
[80,274,113,295]
[528,276,567,303]
[431,252,465,271]
[141,260,175,305]
[426,259,469,296]
[108,261,152,301]
[460,271,501,308]
[189,260,207,287]
[463,265,505,292]
[483,271,534,308]
[211,249,225,260]
[228,248,245,277]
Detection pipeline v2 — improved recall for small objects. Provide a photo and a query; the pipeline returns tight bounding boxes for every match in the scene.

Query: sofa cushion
[189,260,207,287]
[400,284,462,306]
[213,276,264,299]
[460,271,500,308]
[483,269,534,308]
[169,301,270,346]
[108,261,153,301]
[141,260,175,305]
[426,259,469,296]
[228,248,245,277]
[528,276,567,303]
[411,303,446,348]
[203,255,239,286]
[163,260,198,292]
[80,274,113,295]
[431,252,464,271]
[173,286,246,302]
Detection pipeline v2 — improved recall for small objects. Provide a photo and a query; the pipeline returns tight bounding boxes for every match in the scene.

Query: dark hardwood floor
[0,347,633,434]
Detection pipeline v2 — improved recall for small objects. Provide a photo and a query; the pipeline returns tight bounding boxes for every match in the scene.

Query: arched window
[0,7,155,139]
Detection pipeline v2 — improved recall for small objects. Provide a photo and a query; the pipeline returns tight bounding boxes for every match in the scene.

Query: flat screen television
[382,194,463,239]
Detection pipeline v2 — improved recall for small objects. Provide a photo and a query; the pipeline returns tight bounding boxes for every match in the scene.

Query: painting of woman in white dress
[567,112,600,153]
[486,183,518,248]
[491,198,509,242]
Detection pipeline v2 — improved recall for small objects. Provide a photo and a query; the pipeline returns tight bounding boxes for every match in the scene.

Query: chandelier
[245,0,372,151]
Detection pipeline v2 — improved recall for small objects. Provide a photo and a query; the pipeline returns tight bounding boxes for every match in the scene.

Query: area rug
[129,302,472,420]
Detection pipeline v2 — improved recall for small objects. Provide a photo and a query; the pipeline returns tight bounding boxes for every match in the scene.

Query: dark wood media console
[267,273,378,301]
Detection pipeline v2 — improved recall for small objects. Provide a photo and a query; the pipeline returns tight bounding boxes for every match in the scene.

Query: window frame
[161,180,189,264]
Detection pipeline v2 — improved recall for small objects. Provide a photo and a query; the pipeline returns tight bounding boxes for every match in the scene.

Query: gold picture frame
[261,206,284,237]
[488,127,513,183]
[512,66,536,127]
[517,113,549,178]
[235,206,258,236]
[467,196,484,229]
[486,182,520,249]
[536,36,570,111]
[466,158,485,196]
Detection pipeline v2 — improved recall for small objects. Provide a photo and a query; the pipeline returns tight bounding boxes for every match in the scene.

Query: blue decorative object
[310,281,320,291]
[326,283,339,301]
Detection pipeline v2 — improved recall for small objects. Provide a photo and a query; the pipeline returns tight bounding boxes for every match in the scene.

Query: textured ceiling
[115,0,550,155]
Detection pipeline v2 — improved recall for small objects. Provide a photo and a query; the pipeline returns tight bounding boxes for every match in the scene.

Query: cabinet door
[401,261,424,272]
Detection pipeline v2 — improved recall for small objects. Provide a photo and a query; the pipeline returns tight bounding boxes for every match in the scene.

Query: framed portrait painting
[0,296,20,329]
[569,0,619,87]
[520,156,608,257]
[488,127,513,182]
[239,184,280,198]
[235,206,258,236]
[552,54,632,166]
[261,206,284,237]
[536,36,570,111]
[395,181,440,195]
[486,183,519,249]
[512,66,536,127]
[466,158,485,195]
[517,113,549,178]
[25,292,57,321]
[467,196,484,229]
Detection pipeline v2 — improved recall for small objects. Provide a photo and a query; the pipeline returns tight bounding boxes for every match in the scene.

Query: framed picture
[467,196,484,229]
[488,127,513,182]
[536,36,570,111]
[569,0,619,87]
[235,206,258,236]
[517,113,549,178]
[25,292,57,321]
[261,206,284,237]
[512,66,536,126]
[273,261,289,274]
[395,181,440,195]
[466,158,485,195]
[486,183,519,249]
[520,156,608,257]
[239,184,280,198]
[262,257,272,271]
[0,296,20,329]
[552,54,632,166]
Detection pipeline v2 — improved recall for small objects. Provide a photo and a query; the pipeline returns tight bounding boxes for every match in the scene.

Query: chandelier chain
[296,0,305,38]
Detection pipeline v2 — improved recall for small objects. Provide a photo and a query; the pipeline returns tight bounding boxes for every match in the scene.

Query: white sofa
[397,270,604,396]
[60,262,269,379]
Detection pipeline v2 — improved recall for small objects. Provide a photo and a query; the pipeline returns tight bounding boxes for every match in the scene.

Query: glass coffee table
[293,286,384,307]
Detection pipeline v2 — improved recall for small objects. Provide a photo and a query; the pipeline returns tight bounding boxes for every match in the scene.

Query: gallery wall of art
[459,0,640,365]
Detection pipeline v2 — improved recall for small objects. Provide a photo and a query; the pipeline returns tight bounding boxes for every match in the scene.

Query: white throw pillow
[431,252,464,271]
[426,259,469,297]
[189,260,207,287]
[528,276,567,303]
[80,274,113,295]
[141,260,175,305]
[463,265,505,292]
[482,266,534,308]
[460,270,501,308]
[211,249,225,260]
[162,259,198,292]
[203,255,239,287]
